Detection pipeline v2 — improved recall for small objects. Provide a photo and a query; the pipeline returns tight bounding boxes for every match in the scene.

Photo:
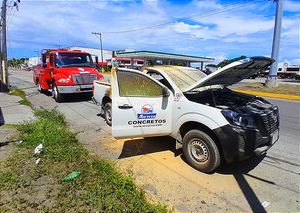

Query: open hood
[184,56,274,92]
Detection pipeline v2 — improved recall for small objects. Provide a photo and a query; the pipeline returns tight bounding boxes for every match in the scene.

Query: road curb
[234,89,300,101]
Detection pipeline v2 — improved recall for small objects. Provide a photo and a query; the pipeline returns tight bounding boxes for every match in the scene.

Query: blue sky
[7,0,300,64]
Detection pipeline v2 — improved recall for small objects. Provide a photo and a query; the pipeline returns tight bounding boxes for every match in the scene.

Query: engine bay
[184,87,273,113]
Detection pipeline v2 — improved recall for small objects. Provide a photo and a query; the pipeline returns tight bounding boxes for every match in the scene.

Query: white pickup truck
[93,57,279,173]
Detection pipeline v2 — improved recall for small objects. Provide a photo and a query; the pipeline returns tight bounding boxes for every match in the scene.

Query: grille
[261,108,279,135]
[73,74,97,85]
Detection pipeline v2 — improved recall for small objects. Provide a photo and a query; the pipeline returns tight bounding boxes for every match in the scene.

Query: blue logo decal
[137,105,156,119]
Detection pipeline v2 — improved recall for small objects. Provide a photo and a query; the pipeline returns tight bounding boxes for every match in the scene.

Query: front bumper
[213,124,279,163]
[57,85,93,94]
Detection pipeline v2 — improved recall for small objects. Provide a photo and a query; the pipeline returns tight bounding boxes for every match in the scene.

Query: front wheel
[104,102,112,126]
[52,83,64,103]
[183,130,221,173]
[37,80,45,93]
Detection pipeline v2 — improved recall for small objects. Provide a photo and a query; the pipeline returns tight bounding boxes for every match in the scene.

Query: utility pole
[92,32,104,71]
[0,11,2,90]
[266,0,283,88]
[1,0,8,91]
[0,0,20,91]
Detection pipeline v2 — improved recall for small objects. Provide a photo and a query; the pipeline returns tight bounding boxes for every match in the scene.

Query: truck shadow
[217,155,269,213]
[118,136,179,159]
[42,91,93,103]
[0,108,5,126]
[63,93,93,103]
[119,136,269,212]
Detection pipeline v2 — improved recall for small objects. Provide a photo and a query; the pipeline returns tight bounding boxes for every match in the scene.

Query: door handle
[118,104,133,109]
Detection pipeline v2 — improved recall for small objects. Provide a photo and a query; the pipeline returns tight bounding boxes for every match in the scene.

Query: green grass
[0,109,166,212]
[236,83,300,96]
[10,87,32,107]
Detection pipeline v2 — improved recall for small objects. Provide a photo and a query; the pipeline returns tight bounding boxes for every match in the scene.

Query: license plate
[271,130,279,144]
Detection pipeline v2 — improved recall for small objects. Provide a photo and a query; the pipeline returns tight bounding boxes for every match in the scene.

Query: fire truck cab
[33,49,103,102]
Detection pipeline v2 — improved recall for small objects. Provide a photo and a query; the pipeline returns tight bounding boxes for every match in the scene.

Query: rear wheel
[183,129,220,173]
[52,83,64,103]
[104,102,112,126]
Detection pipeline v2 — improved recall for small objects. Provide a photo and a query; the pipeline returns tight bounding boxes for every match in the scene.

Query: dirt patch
[105,137,246,211]
[0,126,18,161]
[0,153,61,212]
[235,83,300,96]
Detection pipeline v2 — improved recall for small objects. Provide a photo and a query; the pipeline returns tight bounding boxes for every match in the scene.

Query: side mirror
[162,87,170,97]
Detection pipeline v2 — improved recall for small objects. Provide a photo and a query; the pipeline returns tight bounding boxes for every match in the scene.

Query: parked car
[93,57,280,173]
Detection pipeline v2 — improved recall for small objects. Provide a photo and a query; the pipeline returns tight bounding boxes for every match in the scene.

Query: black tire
[37,80,45,93]
[182,129,220,173]
[52,83,64,103]
[104,102,112,126]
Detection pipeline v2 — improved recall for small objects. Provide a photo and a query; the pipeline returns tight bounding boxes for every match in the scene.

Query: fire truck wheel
[37,80,45,93]
[52,83,64,103]
[104,102,112,126]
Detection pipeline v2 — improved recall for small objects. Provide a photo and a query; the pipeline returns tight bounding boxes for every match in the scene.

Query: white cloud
[284,0,300,12]
[7,0,300,64]
[193,0,222,10]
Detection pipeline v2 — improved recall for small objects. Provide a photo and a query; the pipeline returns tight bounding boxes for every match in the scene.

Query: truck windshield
[55,53,94,68]
[162,67,206,91]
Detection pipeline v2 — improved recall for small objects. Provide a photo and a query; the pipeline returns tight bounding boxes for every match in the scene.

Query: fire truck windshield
[55,53,94,68]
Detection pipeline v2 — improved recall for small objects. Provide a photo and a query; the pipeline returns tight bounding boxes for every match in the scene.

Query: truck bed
[93,79,111,105]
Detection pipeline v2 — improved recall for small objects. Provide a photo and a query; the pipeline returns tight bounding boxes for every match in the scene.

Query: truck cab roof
[42,49,89,55]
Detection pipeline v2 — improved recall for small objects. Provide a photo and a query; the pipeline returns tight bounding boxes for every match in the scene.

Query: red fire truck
[33,49,103,102]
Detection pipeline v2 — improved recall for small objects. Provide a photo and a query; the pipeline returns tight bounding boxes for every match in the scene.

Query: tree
[8,57,28,68]
[217,55,247,68]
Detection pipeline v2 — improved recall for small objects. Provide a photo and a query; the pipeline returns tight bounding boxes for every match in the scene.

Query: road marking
[234,90,300,101]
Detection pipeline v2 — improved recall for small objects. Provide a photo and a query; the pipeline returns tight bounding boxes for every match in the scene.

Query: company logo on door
[137,105,156,119]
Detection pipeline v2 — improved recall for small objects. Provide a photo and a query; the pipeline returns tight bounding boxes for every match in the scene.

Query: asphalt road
[7,69,300,212]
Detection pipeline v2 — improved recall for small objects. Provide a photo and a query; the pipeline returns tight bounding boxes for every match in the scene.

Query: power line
[101,0,262,34]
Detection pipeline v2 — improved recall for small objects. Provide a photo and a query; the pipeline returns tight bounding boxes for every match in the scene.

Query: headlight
[58,78,71,83]
[221,110,256,128]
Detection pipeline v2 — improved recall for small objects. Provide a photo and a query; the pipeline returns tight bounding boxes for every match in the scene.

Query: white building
[67,46,113,63]
[26,57,40,67]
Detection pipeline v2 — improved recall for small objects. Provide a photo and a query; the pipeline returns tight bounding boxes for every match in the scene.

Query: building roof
[116,50,214,63]
[107,57,144,62]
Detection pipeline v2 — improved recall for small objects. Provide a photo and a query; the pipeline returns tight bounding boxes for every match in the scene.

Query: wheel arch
[102,96,111,107]
[178,121,224,158]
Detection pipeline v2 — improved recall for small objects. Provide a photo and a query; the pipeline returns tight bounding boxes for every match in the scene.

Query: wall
[68,46,113,63]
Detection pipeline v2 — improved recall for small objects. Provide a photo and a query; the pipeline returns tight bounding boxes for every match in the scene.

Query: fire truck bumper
[57,85,93,94]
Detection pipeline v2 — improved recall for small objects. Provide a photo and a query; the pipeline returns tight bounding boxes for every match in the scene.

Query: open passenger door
[112,68,173,139]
